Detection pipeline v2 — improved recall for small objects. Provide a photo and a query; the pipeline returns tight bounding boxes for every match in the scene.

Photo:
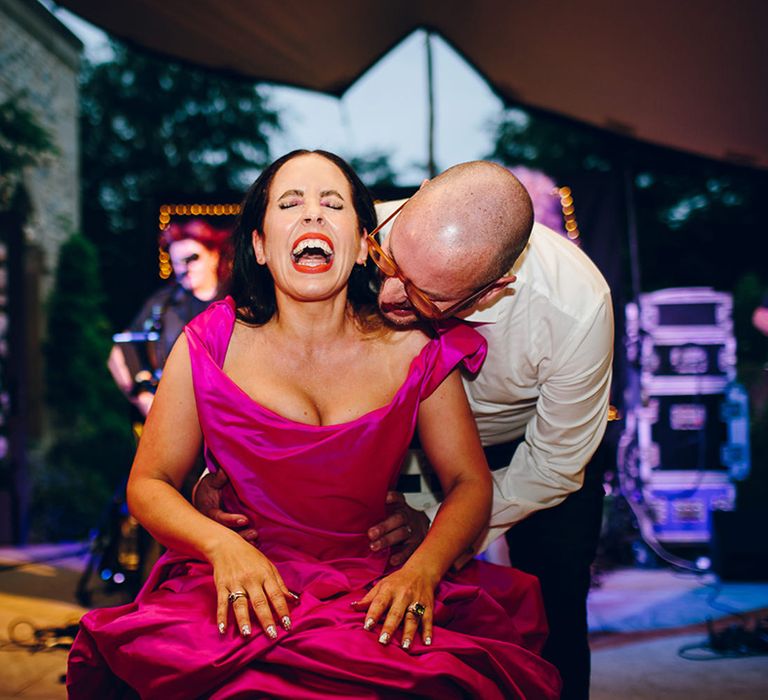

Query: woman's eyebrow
[277,189,303,199]
[320,189,344,200]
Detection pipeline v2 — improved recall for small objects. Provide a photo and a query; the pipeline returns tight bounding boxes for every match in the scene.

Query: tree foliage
[0,95,56,211]
[79,41,281,327]
[349,150,399,189]
[489,106,768,308]
[37,234,134,540]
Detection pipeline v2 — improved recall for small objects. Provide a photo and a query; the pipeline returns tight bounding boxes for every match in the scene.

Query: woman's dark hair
[158,218,233,289]
[231,149,380,326]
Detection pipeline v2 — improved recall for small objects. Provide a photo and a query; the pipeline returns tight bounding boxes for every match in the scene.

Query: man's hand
[367,492,430,567]
[193,470,259,544]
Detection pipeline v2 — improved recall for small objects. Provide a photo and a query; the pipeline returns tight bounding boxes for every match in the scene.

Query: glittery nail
[378,631,390,645]
[364,618,375,631]
[266,625,277,639]
[401,638,411,650]
[218,622,225,635]
[424,635,432,646]
[241,624,251,636]
[281,616,291,631]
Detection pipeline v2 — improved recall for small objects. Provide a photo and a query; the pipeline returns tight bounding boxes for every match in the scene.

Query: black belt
[396,436,525,497]
[483,436,526,471]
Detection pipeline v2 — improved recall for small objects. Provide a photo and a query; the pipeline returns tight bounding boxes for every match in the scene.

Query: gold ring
[228,591,247,604]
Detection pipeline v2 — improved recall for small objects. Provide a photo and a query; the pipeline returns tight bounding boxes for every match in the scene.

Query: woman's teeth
[292,238,333,258]
[291,236,334,272]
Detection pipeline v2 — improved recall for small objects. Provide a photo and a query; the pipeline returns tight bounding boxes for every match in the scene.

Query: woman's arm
[354,369,492,649]
[126,334,294,638]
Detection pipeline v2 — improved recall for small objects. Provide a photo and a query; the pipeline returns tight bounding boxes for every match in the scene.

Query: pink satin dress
[67,298,561,699]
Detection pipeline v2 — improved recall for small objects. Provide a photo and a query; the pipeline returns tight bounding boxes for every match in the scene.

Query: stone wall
[0,0,82,293]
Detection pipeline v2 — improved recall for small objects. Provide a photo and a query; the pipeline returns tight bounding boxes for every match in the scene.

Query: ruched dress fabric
[67,298,561,699]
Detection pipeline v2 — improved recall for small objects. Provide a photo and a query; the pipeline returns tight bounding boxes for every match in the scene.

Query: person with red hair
[107,218,232,416]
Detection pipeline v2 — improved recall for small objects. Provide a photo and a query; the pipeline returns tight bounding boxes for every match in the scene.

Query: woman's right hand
[209,534,296,638]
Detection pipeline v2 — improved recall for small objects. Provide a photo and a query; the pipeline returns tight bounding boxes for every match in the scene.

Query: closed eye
[320,189,344,210]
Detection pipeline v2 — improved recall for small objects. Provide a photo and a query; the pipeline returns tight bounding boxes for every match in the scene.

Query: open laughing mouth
[291,233,334,274]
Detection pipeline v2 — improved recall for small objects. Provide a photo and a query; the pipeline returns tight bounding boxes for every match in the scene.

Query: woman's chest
[223,337,415,426]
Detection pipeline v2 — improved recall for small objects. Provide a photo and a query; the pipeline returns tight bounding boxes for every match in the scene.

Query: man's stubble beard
[378,306,421,328]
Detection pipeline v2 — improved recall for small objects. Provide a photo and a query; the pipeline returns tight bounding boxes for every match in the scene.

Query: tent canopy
[58,0,768,169]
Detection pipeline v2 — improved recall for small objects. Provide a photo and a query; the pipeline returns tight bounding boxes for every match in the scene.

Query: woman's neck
[270,291,357,346]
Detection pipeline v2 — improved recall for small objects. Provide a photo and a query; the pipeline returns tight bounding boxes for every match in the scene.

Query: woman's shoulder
[379,325,433,360]
[372,321,486,364]
[184,297,236,364]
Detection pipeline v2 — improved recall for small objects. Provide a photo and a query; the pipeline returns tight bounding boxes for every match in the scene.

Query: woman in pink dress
[67,150,561,699]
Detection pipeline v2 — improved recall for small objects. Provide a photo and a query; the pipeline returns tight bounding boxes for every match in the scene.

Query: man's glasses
[365,200,498,320]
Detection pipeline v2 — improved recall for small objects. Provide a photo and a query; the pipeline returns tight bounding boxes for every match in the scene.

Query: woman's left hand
[351,563,439,650]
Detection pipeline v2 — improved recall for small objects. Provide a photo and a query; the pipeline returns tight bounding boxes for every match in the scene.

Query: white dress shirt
[376,202,614,552]
[456,223,614,550]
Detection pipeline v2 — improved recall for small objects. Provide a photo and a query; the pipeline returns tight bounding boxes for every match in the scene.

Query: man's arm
[411,295,614,563]
[471,295,614,552]
[369,299,614,563]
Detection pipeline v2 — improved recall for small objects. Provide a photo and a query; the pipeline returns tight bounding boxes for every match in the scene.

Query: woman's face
[255,153,367,302]
[168,238,220,298]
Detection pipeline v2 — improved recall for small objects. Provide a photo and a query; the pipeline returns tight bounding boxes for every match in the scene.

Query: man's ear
[252,230,266,265]
[477,275,516,307]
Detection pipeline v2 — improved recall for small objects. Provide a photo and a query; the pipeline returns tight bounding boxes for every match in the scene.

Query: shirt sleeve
[478,295,614,551]
[423,293,615,553]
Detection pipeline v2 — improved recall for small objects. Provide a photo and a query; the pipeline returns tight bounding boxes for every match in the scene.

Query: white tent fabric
[58,0,768,169]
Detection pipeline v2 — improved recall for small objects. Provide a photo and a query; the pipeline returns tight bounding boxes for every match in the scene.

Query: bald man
[197,162,613,699]
[368,162,613,700]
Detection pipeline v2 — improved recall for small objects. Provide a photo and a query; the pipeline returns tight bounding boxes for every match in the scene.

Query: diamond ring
[228,590,248,604]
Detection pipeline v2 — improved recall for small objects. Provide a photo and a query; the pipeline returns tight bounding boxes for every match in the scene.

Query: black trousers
[484,442,605,700]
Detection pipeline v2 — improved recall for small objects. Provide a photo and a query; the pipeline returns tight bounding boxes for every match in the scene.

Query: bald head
[377,161,534,325]
[396,161,533,284]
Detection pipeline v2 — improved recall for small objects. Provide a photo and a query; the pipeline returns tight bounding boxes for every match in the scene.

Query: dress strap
[184,296,236,367]
[418,320,487,399]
